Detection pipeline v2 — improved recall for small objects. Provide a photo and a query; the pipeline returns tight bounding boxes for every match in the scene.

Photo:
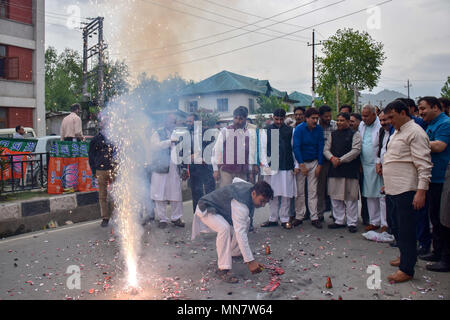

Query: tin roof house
[178,70,299,117]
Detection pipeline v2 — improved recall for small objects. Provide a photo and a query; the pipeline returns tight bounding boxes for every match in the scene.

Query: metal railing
[0,152,49,193]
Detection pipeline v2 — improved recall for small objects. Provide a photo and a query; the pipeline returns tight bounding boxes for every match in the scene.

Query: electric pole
[405,79,412,99]
[81,17,107,108]
[307,29,322,107]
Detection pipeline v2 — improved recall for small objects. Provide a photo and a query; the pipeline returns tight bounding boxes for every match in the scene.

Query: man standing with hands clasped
[383,100,433,283]
[292,107,324,229]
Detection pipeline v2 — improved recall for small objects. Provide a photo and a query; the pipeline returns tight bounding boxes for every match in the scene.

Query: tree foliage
[316,28,386,107]
[256,95,289,114]
[45,47,130,112]
[441,76,450,98]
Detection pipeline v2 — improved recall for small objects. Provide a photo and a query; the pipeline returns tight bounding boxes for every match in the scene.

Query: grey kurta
[440,163,450,228]
[324,130,362,201]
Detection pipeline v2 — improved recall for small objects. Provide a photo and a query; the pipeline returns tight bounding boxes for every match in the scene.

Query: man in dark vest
[191,180,273,283]
[323,112,362,233]
[185,113,216,213]
[260,109,296,229]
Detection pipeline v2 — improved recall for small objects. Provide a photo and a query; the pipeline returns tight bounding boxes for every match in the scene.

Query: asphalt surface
[0,201,449,300]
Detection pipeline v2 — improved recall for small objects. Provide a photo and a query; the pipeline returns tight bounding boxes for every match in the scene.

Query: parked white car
[0,127,37,139]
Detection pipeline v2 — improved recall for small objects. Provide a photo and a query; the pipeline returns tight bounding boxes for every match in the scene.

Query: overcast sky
[45,0,450,99]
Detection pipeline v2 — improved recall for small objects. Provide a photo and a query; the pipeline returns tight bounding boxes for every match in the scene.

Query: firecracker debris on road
[0,201,448,300]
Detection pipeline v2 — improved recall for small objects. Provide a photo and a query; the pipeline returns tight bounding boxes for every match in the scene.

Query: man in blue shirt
[292,108,324,229]
[418,96,450,272]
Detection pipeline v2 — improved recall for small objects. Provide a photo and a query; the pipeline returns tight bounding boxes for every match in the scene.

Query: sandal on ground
[215,269,239,283]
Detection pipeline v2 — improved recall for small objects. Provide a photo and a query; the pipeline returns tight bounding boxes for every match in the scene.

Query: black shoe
[348,226,357,233]
[318,215,325,222]
[171,219,185,228]
[261,220,278,228]
[425,261,450,272]
[249,225,254,232]
[311,220,322,229]
[291,219,303,227]
[328,223,346,229]
[101,219,109,228]
[419,253,441,262]
[417,246,430,256]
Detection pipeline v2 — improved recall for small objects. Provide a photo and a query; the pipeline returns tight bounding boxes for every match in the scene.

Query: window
[249,98,255,114]
[187,101,198,113]
[0,45,5,79]
[217,98,228,112]
[0,0,8,19]
[0,108,7,129]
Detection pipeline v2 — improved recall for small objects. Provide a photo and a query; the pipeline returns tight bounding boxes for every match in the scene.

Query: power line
[128,0,393,74]
[200,0,310,40]
[125,0,345,65]
[110,0,319,57]
[169,0,312,41]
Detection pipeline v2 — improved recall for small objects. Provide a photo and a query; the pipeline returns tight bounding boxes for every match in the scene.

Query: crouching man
[191,179,274,283]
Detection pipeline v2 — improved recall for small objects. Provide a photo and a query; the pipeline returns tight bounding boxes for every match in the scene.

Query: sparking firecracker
[265,245,271,255]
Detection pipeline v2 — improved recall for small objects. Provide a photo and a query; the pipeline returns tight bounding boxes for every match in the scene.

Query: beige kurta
[324,130,362,201]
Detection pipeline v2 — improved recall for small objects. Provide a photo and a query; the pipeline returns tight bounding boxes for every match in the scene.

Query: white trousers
[295,160,319,221]
[154,200,183,223]
[367,197,387,227]
[269,196,291,223]
[331,199,358,227]
[195,207,241,270]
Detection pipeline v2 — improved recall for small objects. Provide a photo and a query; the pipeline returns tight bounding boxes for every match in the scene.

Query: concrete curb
[0,192,100,238]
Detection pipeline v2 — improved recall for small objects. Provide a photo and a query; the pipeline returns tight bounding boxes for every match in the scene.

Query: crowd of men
[88,96,450,283]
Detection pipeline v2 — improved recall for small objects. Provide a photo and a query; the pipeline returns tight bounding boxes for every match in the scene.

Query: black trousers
[387,191,420,277]
[359,174,369,224]
[385,195,398,241]
[428,183,444,257]
[189,167,216,213]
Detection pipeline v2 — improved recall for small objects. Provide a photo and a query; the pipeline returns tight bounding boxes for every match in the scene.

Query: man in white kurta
[324,113,362,233]
[191,179,272,282]
[261,109,297,229]
[359,105,384,231]
[150,114,184,228]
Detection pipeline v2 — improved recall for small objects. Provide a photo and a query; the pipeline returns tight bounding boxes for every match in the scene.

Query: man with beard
[418,96,450,272]
[191,180,273,283]
[260,109,297,229]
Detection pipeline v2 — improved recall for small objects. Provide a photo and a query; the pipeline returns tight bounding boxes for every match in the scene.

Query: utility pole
[81,17,107,108]
[307,29,322,107]
[405,79,412,99]
[81,17,107,135]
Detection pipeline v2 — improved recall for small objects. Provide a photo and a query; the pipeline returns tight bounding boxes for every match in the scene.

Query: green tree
[256,95,289,114]
[45,47,130,112]
[441,76,450,98]
[45,47,83,111]
[316,28,386,109]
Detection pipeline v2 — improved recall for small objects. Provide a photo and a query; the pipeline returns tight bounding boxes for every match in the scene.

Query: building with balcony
[0,0,45,136]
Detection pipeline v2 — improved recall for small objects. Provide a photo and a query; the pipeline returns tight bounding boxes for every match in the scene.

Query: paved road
[0,201,448,300]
